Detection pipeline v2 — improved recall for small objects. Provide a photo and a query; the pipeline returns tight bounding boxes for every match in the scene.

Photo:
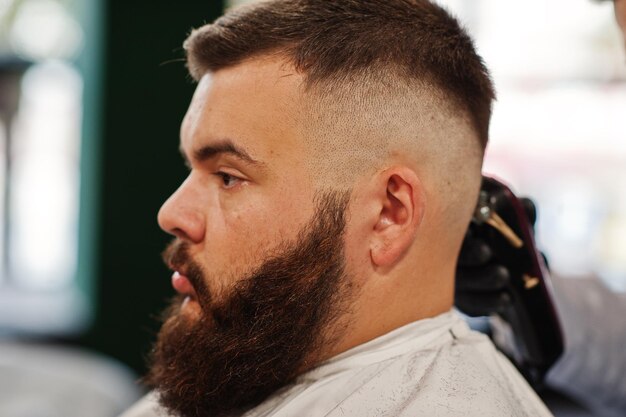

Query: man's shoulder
[327,333,552,416]
[256,322,553,417]
[119,319,554,417]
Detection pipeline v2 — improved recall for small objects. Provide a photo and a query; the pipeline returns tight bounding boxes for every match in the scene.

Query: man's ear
[370,167,425,268]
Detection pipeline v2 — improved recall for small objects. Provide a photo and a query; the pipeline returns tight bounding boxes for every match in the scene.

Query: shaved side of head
[298,71,483,240]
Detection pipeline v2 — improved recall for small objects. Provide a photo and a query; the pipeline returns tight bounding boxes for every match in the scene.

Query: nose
[157,176,205,243]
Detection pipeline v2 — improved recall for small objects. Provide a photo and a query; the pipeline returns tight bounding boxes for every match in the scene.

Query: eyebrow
[180,139,265,168]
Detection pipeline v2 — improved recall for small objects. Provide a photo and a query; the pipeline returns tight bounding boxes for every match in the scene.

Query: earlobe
[370,168,425,268]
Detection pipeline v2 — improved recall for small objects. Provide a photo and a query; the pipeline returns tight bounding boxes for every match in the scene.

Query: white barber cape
[120,310,553,417]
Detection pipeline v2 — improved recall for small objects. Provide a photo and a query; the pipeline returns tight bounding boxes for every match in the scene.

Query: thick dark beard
[144,191,353,417]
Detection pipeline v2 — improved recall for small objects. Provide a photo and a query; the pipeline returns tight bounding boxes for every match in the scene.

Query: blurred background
[0,0,623,416]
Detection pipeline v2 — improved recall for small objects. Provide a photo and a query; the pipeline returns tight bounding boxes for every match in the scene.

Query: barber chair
[456,176,564,387]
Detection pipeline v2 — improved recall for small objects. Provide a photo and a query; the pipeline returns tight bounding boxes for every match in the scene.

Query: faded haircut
[184,0,495,150]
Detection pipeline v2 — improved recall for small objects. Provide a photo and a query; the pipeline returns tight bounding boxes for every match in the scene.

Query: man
[120,1,552,416]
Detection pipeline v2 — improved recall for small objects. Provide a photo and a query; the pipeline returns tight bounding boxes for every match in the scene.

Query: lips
[171,271,197,299]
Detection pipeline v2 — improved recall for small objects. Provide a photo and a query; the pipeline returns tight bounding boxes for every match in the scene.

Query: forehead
[180,57,306,162]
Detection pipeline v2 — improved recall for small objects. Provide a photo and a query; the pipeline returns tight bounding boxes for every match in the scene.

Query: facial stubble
[145,191,354,417]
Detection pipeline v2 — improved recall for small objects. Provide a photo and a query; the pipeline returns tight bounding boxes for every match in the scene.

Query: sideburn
[145,191,353,417]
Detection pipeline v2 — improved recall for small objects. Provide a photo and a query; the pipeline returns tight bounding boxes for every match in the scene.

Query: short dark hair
[184,0,495,149]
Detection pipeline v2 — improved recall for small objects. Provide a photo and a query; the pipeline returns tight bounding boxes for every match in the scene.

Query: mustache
[161,239,190,272]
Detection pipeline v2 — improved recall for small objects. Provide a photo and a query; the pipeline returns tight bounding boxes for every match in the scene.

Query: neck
[320,262,455,362]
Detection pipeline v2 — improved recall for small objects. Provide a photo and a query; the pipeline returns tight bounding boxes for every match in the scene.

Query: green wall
[77,0,224,374]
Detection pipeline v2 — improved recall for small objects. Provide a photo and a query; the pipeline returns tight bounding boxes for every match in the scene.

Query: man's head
[150,1,495,416]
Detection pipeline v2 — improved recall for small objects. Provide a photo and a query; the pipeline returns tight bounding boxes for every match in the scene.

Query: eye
[215,172,240,189]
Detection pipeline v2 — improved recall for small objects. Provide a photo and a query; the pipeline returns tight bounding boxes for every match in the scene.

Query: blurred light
[471,0,624,82]
[10,60,81,289]
[0,119,5,285]
[0,0,13,17]
[489,84,626,156]
[9,0,83,60]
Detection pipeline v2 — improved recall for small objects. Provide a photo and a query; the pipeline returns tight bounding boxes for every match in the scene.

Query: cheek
[212,199,297,273]
[228,208,273,263]
[202,174,315,278]
[225,181,313,243]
